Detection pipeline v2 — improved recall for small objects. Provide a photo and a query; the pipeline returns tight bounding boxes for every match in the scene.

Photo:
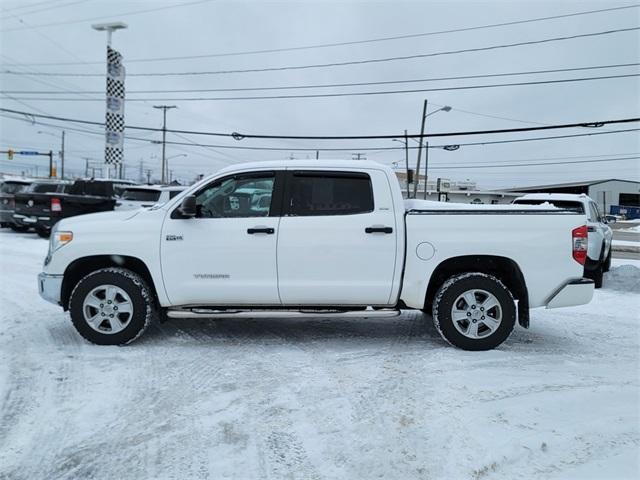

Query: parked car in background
[12,180,72,236]
[15,178,137,237]
[116,185,186,211]
[0,178,33,231]
[512,193,613,288]
[39,160,594,351]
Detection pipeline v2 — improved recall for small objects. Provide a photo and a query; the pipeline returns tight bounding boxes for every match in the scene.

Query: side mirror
[604,215,617,224]
[179,195,197,218]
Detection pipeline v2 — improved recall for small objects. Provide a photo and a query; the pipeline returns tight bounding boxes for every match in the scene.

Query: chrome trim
[38,272,63,306]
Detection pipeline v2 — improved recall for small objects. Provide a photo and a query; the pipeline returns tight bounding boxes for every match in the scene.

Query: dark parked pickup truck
[13,178,137,237]
[0,178,33,231]
[13,180,72,236]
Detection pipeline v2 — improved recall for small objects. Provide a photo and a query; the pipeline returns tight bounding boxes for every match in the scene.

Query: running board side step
[166,308,401,319]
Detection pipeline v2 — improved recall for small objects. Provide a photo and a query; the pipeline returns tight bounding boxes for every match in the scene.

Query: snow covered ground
[0,229,638,480]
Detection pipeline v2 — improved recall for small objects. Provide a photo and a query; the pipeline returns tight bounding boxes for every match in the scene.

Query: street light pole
[413,100,428,199]
[154,105,177,184]
[413,101,452,198]
[403,129,409,198]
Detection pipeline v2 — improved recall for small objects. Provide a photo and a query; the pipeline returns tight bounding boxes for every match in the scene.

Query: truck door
[161,171,283,306]
[277,169,398,306]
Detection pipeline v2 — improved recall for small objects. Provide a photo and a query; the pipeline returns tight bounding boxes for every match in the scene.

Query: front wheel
[69,267,156,345]
[432,273,516,351]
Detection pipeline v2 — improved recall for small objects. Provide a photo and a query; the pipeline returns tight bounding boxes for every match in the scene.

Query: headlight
[50,230,73,253]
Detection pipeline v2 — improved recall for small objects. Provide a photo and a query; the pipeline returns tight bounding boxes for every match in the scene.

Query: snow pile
[603,264,640,293]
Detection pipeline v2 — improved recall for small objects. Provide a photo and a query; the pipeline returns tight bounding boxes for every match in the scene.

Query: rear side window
[288,172,374,216]
[1,182,29,194]
[122,189,161,202]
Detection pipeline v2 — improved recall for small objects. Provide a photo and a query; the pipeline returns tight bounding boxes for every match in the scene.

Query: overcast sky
[0,0,639,188]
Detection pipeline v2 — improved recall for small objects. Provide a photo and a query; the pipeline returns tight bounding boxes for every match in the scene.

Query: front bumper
[546,278,594,309]
[38,272,63,306]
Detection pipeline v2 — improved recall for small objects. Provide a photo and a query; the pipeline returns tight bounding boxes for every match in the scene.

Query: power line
[4,62,637,95]
[2,107,639,140]
[0,0,88,20]
[427,156,640,169]
[5,27,638,77]
[2,111,639,152]
[2,4,637,65]
[7,73,639,102]
[0,0,215,32]
[0,0,62,14]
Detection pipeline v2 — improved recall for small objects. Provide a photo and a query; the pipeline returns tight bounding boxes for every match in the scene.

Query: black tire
[432,273,516,351]
[69,267,156,345]
[603,246,612,273]
[9,224,30,233]
[35,227,50,238]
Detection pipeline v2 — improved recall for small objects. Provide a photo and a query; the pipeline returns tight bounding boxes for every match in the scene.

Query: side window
[288,171,374,216]
[195,172,275,218]
[588,203,599,222]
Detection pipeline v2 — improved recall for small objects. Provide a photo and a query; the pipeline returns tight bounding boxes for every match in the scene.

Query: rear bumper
[38,272,63,306]
[13,213,53,229]
[546,278,594,309]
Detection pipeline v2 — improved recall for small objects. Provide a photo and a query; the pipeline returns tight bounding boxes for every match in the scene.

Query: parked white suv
[513,193,613,287]
[116,185,186,211]
[38,161,595,350]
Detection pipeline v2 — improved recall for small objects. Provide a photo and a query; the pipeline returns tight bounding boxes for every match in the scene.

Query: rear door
[276,169,398,306]
[587,201,605,260]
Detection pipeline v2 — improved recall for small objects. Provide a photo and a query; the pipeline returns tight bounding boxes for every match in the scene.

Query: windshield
[121,189,161,202]
[1,182,29,194]
[513,199,585,213]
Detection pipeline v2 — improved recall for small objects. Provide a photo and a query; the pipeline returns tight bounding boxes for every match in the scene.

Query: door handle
[365,226,393,234]
[247,227,275,234]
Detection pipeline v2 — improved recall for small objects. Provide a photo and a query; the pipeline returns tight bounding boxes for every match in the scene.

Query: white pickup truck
[38,160,594,350]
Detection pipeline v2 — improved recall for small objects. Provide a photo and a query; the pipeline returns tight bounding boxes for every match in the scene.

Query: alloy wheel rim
[82,284,133,334]
[450,288,502,339]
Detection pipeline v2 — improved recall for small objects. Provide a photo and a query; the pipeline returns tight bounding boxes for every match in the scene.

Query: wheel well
[424,255,530,328]
[61,255,157,311]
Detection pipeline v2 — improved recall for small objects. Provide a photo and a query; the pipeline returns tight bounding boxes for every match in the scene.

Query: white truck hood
[56,209,142,231]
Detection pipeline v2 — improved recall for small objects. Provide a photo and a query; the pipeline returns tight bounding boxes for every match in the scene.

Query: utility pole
[146,169,152,184]
[403,129,410,198]
[414,99,428,199]
[153,105,177,184]
[84,158,90,177]
[138,159,144,183]
[60,130,65,179]
[423,141,429,200]
[48,150,53,178]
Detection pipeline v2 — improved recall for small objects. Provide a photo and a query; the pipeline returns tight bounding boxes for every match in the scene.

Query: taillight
[51,198,62,212]
[572,225,588,265]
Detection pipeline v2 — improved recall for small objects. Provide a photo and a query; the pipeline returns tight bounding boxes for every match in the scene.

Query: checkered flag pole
[104,46,125,165]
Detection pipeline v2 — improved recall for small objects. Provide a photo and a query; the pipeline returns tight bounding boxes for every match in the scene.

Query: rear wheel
[603,246,612,273]
[69,268,156,345]
[35,227,50,238]
[432,273,516,351]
